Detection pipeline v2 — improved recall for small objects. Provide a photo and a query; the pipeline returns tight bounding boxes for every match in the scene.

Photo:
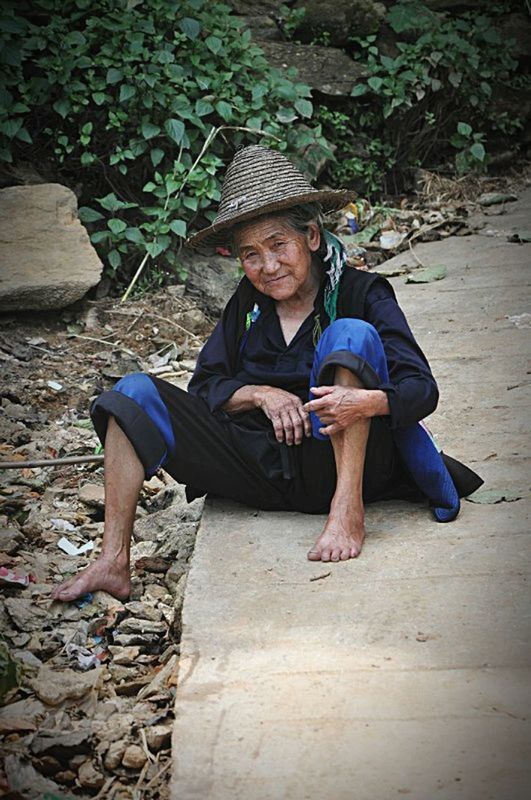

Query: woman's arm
[365,279,439,428]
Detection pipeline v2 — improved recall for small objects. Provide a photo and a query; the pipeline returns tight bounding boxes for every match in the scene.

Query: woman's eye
[273,241,285,249]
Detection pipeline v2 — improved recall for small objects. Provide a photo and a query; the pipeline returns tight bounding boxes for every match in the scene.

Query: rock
[145,723,172,751]
[0,183,103,311]
[183,252,241,316]
[112,632,160,648]
[124,601,162,622]
[238,13,282,41]
[78,482,105,508]
[499,12,531,60]
[176,307,208,334]
[78,760,105,789]
[165,565,187,596]
[104,739,127,770]
[122,744,147,769]
[156,521,197,561]
[294,0,384,47]
[4,753,63,798]
[31,727,92,758]
[259,41,366,96]
[30,665,101,706]
[0,526,24,554]
[116,617,166,635]
[0,697,46,734]
[108,645,141,665]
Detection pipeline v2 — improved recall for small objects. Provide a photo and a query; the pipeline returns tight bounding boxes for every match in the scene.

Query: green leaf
[108,218,127,234]
[457,121,472,137]
[108,249,121,268]
[470,142,486,162]
[195,98,214,117]
[150,148,165,167]
[90,230,111,244]
[79,206,104,223]
[406,265,447,284]
[294,98,313,118]
[180,17,200,39]
[368,76,383,92]
[81,122,93,135]
[351,84,368,97]
[125,227,145,243]
[119,84,136,102]
[276,107,297,124]
[97,193,138,212]
[169,219,187,238]
[65,30,86,46]
[141,121,161,139]
[106,68,123,85]
[92,92,106,106]
[15,126,32,144]
[215,100,232,122]
[164,118,185,144]
[466,488,522,505]
[53,99,71,118]
[205,35,223,55]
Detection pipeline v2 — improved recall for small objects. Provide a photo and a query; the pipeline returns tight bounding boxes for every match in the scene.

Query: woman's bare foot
[307,511,365,562]
[50,556,131,602]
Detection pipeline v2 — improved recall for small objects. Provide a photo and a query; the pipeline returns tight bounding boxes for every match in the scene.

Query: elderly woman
[52,146,481,602]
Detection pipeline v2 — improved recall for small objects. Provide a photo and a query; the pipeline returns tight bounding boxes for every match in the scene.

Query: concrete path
[172,191,531,799]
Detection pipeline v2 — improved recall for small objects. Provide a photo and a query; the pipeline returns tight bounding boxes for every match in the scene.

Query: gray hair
[231,202,327,260]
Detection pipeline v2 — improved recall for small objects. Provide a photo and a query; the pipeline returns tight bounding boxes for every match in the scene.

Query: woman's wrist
[368,389,390,417]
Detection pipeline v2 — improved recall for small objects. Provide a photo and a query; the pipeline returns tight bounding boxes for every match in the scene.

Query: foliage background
[0,0,529,291]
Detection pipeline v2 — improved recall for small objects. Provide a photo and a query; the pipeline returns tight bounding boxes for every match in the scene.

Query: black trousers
[91,377,415,515]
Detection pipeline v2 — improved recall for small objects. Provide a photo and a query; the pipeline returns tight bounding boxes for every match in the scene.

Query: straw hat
[187,145,356,248]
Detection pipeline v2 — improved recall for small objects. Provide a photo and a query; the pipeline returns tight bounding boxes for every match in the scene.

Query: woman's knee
[318,319,379,351]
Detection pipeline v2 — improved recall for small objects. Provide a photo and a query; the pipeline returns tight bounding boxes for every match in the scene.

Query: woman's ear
[307,221,321,252]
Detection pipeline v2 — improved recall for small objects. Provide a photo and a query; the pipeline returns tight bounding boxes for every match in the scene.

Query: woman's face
[234,216,321,302]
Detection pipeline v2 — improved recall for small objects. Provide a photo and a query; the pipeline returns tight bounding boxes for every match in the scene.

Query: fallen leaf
[478,192,518,206]
[466,488,522,504]
[507,230,531,243]
[406,265,447,284]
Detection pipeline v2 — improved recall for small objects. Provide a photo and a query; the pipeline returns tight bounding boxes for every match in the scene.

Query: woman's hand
[304,386,389,436]
[255,386,312,445]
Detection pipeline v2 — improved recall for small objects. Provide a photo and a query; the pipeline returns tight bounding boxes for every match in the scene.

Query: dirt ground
[0,164,529,799]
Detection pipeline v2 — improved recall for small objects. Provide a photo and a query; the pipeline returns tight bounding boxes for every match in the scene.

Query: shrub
[316,0,528,194]
[0,0,333,290]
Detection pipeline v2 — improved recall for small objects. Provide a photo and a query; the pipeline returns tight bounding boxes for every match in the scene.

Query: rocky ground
[0,290,213,800]
[1,165,529,799]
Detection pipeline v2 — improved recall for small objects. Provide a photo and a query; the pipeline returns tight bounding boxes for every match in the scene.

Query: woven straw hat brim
[187,188,356,248]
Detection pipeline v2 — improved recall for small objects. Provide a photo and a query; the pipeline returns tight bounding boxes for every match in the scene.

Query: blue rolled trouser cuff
[309,319,460,522]
[90,373,176,479]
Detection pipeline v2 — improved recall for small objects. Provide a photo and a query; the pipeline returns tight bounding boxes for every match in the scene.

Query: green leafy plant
[0,0,332,291]
[279,4,306,40]
[450,122,487,174]
[336,0,528,192]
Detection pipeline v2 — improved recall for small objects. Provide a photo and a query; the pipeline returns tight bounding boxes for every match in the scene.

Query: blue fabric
[113,373,176,474]
[310,319,460,522]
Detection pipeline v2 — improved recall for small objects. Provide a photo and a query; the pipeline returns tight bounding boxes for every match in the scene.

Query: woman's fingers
[309,385,335,396]
[300,407,312,437]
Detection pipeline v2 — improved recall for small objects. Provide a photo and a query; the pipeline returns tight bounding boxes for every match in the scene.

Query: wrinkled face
[234,216,321,301]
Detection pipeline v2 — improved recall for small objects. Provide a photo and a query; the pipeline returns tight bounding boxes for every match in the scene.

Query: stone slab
[172,190,531,798]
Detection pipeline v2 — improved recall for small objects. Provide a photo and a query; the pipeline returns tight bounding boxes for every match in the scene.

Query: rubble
[0,287,208,798]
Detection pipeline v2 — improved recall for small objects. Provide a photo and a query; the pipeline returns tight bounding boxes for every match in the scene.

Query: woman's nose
[262,252,280,273]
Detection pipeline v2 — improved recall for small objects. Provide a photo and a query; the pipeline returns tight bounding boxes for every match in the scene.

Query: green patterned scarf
[323,229,347,323]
